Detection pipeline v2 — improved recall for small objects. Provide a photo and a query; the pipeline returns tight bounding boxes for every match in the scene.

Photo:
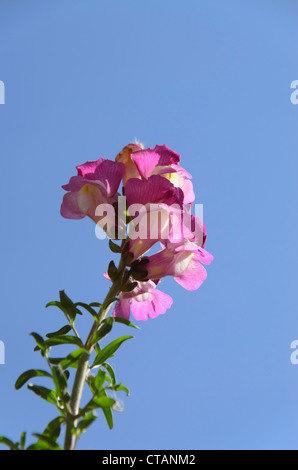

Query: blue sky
[0,0,297,450]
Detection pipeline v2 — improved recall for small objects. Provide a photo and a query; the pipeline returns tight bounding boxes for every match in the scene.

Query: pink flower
[112,280,173,321]
[124,174,184,208]
[142,241,213,291]
[115,143,144,184]
[61,158,124,222]
[117,144,195,205]
[61,142,213,321]
[127,205,201,260]
[130,145,195,205]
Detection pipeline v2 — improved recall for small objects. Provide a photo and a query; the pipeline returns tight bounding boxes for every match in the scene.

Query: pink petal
[130,289,173,321]
[93,160,125,197]
[131,149,161,179]
[115,143,143,183]
[154,145,180,165]
[62,175,87,192]
[112,299,131,320]
[76,160,102,178]
[174,252,207,290]
[196,247,214,265]
[76,159,124,197]
[131,145,181,180]
[60,192,85,219]
[125,175,184,207]
[180,178,195,205]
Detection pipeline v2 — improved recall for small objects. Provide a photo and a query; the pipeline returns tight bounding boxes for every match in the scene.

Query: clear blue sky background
[0,0,297,450]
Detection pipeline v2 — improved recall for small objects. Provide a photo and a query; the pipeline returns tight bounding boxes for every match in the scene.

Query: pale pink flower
[112,280,173,321]
[61,158,124,222]
[143,241,213,291]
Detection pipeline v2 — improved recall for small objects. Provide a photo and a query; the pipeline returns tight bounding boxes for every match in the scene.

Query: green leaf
[60,348,89,369]
[102,363,116,387]
[108,261,118,282]
[89,302,102,308]
[114,382,130,396]
[45,335,83,348]
[76,412,98,434]
[120,282,138,293]
[46,325,72,338]
[46,300,63,309]
[102,406,114,429]
[122,252,134,267]
[31,434,61,450]
[15,369,52,390]
[0,435,19,450]
[75,302,99,321]
[27,384,57,405]
[113,317,140,330]
[52,365,69,401]
[25,417,64,450]
[102,297,119,311]
[30,332,46,352]
[94,369,106,392]
[130,268,148,281]
[42,417,64,442]
[90,317,114,345]
[109,240,122,253]
[59,290,79,321]
[88,395,116,409]
[92,335,133,367]
[20,432,26,450]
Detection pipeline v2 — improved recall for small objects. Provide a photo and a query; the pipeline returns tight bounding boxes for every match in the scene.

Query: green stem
[63,260,124,451]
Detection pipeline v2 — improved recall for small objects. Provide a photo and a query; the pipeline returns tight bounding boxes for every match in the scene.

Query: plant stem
[63,264,123,451]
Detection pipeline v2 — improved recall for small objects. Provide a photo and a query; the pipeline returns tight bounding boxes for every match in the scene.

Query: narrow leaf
[120,282,138,293]
[0,436,18,450]
[108,261,118,282]
[102,406,113,429]
[115,382,130,396]
[89,302,102,308]
[90,317,114,345]
[76,412,98,434]
[109,240,122,253]
[45,335,83,348]
[20,432,26,450]
[113,317,140,330]
[15,369,52,390]
[27,384,57,405]
[46,325,72,338]
[30,332,46,351]
[93,335,133,367]
[102,363,116,386]
[94,369,106,392]
[32,434,61,450]
[60,348,89,369]
[59,290,77,321]
[89,396,116,409]
[42,417,64,442]
[75,302,99,321]
[52,365,69,401]
[102,297,119,311]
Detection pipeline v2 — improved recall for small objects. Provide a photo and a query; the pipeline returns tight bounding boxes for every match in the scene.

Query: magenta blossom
[61,142,213,321]
[115,143,144,183]
[124,174,184,208]
[127,205,202,260]
[117,144,195,205]
[131,145,195,205]
[61,158,124,222]
[112,280,173,321]
[143,241,213,291]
